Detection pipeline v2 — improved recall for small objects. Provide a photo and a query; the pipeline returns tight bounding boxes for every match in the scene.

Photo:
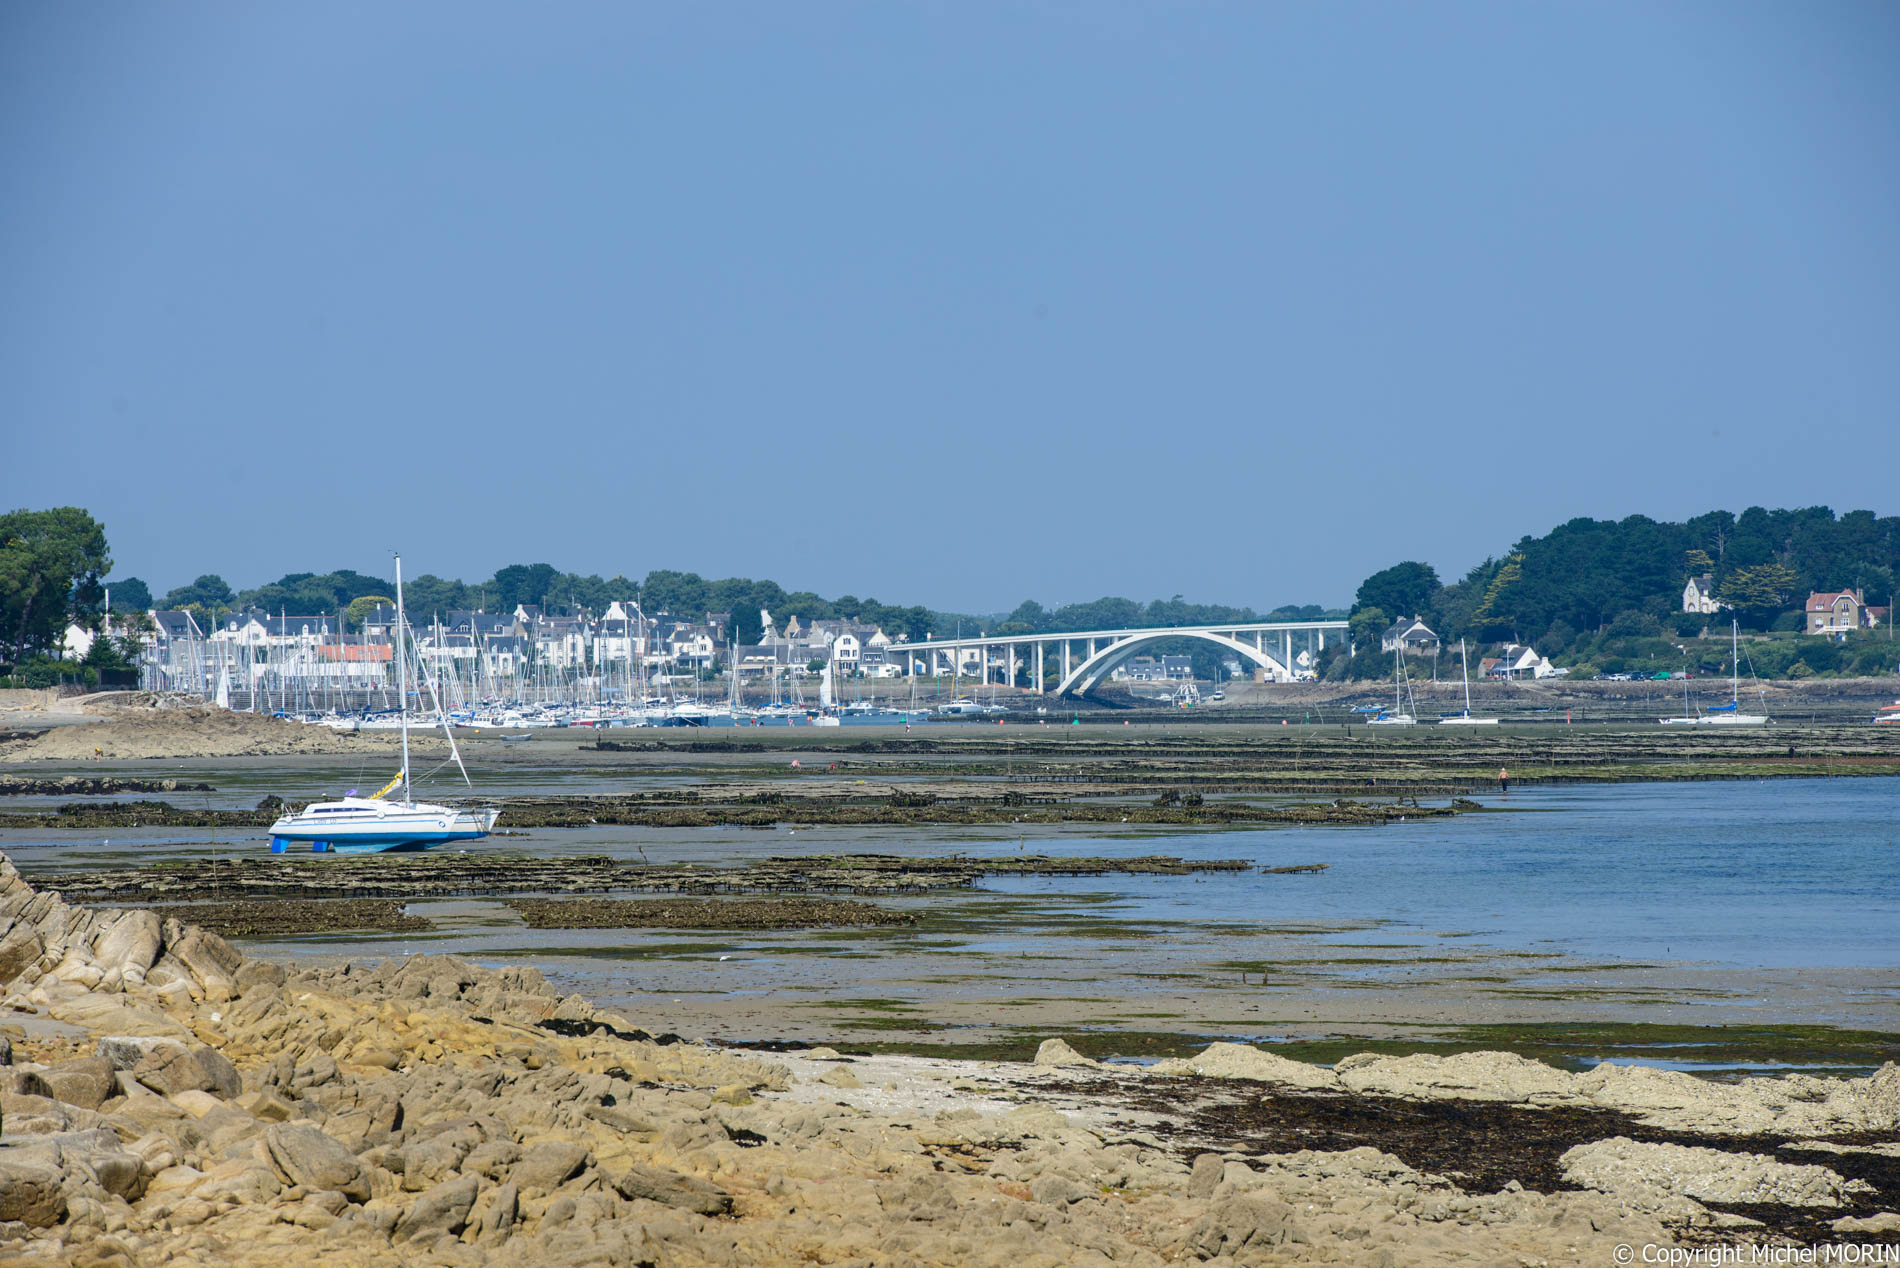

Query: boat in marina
[1439,639,1499,725]
[1660,622,1769,726]
[810,663,842,726]
[268,555,498,854]
[1367,647,1417,725]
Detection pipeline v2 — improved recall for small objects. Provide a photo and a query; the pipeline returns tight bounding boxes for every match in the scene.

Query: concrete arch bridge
[895,619,1349,697]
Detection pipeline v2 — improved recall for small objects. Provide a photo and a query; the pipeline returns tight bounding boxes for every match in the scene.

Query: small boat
[1439,640,1499,725]
[268,554,499,854]
[1366,647,1417,725]
[808,663,844,726]
[1660,622,1769,725]
[1874,701,1900,725]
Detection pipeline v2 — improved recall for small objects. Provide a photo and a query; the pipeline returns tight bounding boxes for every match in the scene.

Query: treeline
[1337,507,1900,680]
[106,559,1339,653]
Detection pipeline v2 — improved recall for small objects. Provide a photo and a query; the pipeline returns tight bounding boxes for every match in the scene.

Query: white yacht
[1439,639,1499,725]
[268,555,499,854]
[1660,622,1769,726]
[1366,647,1417,725]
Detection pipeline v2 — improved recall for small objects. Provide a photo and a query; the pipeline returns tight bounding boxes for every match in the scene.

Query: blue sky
[3,2,1896,610]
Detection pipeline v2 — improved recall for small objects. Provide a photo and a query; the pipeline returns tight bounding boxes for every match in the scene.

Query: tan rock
[90,910,162,983]
[610,1164,733,1216]
[1834,1211,1900,1234]
[135,1044,240,1099]
[1334,1050,1575,1102]
[262,1123,370,1203]
[512,1140,589,1195]
[1561,1137,1874,1210]
[1032,1038,1100,1069]
[1151,1041,1337,1088]
[170,1089,225,1118]
[31,1056,118,1109]
[392,1174,479,1243]
[236,1089,295,1122]
[0,1155,68,1227]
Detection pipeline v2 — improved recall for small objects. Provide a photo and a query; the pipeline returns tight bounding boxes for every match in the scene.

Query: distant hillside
[1338,507,1900,681]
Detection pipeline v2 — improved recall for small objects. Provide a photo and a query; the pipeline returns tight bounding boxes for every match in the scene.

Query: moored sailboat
[268,555,499,853]
[1367,647,1417,725]
[1438,639,1499,725]
[1660,621,1768,726]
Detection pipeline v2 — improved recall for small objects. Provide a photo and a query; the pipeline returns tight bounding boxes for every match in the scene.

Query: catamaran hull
[1438,716,1499,725]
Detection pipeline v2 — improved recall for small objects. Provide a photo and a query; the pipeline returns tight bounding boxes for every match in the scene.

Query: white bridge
[896,619,1348,696]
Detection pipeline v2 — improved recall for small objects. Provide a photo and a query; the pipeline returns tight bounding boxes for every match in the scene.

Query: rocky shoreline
[0,853,1895,1264]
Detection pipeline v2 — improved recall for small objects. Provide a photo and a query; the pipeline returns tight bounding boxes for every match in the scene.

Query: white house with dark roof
[526,616,589,669]
[1682,576,1724,615]
[1379,617,1440,656]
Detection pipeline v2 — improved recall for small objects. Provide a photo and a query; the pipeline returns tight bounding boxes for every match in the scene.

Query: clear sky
[4,2,1897,611]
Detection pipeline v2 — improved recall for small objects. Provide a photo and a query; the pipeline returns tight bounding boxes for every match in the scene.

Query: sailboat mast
[395,553,412,806]
[1461,638,1473,715]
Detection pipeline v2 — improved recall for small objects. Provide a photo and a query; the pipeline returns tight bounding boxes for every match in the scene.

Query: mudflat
[0,699,1896,1261]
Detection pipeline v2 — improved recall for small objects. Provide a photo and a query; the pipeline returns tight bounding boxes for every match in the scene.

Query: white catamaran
[268,555,499,853]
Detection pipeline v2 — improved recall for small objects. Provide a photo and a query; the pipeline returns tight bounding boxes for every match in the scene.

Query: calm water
[4,776,1896,972]
[972,776,1900,970]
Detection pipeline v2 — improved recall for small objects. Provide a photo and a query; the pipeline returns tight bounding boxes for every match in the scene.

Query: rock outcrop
[0,853,1889,1264]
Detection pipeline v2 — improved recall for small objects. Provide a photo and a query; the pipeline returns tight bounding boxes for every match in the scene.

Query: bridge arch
[1056,630,1293,696]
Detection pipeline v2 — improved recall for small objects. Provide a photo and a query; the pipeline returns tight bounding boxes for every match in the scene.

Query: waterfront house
[1682,576,1724,615]
[532,617,591,669]
[1805,590,1885,635]
[1379,617,1440,657]
[1484,644,1557,679]
[592,618,649,669]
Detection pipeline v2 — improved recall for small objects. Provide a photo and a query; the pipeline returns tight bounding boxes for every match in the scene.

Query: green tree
[489,563,558,611]
[107,576,153,612]
[1683,549,1714,577]
[343,595,394,633]
[402,574,472,621]
[1353,561,1440,620]
[162,574,234,612]
[82,630,128,671]
[1348,607,1389,654]
[0,507,111,664]
[1717,563,1801,620]
[1469,554,1524,637]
